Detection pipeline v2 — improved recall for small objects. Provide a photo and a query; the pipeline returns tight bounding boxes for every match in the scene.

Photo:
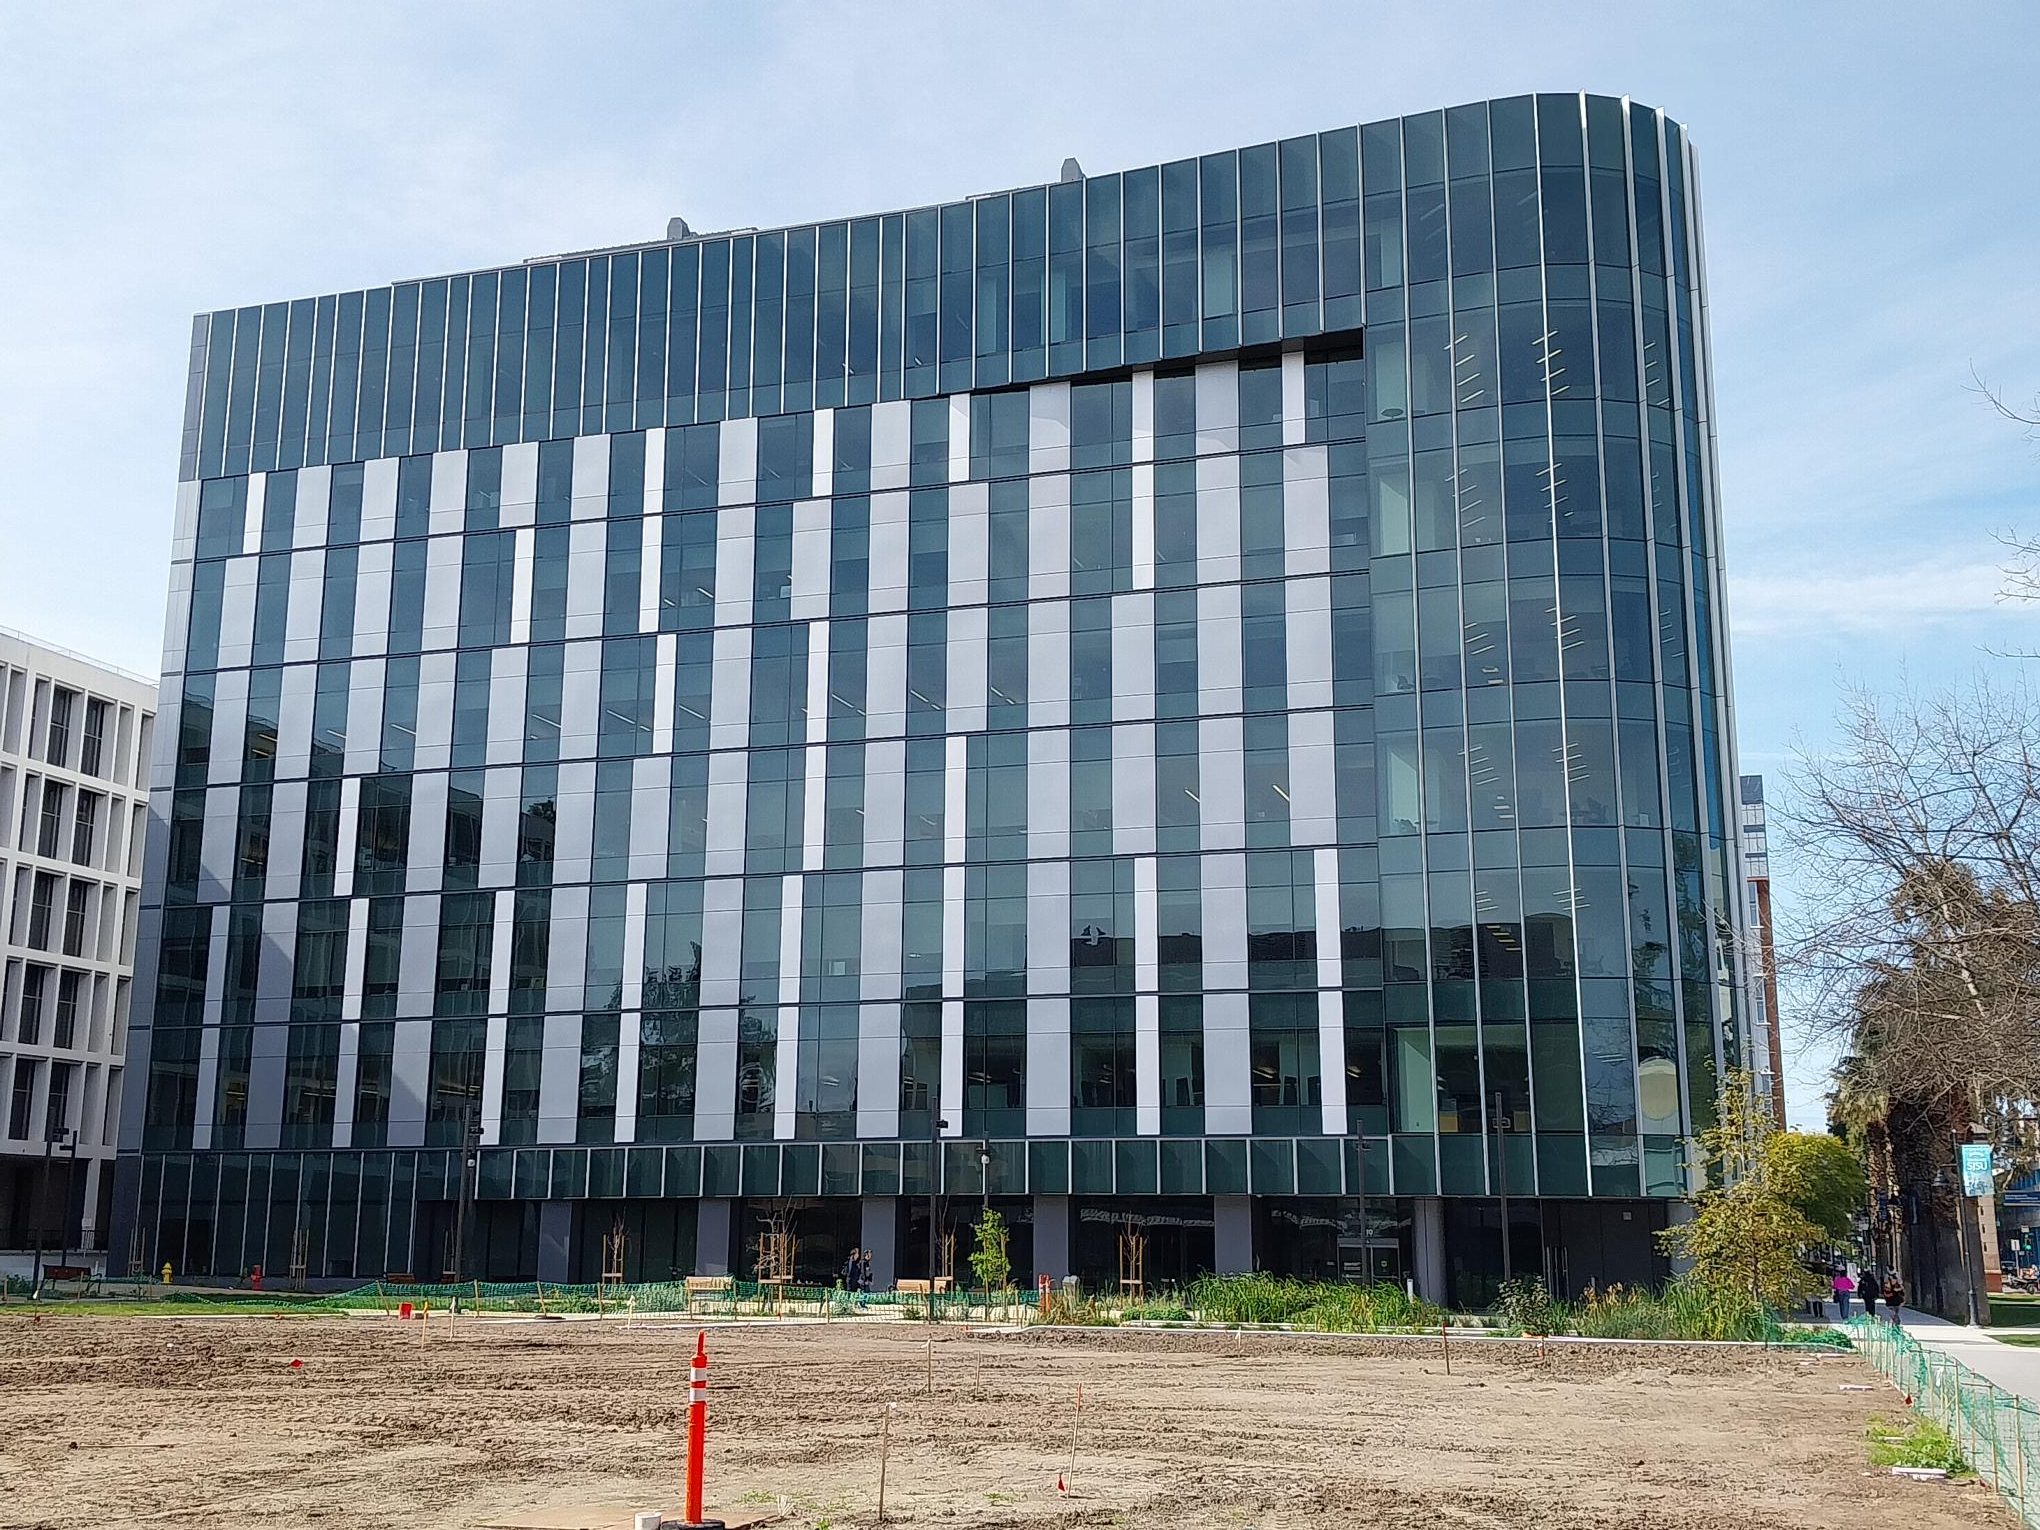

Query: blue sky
[3,2,2035,1125]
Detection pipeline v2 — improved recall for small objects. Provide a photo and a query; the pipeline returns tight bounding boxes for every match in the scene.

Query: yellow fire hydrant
[161,1261,173,1285]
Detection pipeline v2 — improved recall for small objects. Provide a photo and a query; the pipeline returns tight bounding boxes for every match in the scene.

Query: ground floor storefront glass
[116,1147,1673,1299]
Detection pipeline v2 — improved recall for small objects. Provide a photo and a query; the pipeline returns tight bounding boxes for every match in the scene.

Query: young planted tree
[967,1207,1012,1295]
[1662,1069,1826,1312]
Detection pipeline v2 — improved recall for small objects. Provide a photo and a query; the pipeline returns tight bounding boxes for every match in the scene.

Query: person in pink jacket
[1831,1267,1855,1320]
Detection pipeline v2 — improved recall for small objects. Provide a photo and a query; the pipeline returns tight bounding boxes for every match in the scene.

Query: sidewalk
[1870,1308,2040,1407]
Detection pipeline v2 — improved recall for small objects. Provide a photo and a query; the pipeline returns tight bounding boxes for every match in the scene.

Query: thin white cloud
[1729,557,2040,639]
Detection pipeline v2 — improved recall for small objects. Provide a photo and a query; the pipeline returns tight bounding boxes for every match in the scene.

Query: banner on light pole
[1960,1142,1995,1199]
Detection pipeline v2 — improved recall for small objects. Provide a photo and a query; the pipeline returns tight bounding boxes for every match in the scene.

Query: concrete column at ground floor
[1033,1195,1071,1283]
[1213,1194,1254,1274]
[76,1158,103,1253]
[536,1202,574,1284]
[1664,1200,1695,1277]
[861,1196,898,1288]
[695,1198,734,1276]
[1412,1197,1446,1304]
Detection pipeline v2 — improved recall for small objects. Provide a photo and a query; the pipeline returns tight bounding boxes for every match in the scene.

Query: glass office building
[115,93,1746,1305]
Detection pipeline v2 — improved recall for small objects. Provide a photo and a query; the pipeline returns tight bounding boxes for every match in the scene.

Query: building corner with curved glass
[113,92,1747,1307]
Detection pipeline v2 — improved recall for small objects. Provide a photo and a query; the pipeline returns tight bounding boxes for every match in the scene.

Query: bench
[894,1277,953,1296]
[684,1274,734,1311]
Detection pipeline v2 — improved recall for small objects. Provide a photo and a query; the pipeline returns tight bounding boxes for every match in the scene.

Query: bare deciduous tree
[1784,678,2040,1316]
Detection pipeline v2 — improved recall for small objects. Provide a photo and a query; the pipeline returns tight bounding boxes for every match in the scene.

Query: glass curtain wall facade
[116,93,1746,1302]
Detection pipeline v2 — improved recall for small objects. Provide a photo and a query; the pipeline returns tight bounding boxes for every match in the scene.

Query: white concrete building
[0,627,155,1278]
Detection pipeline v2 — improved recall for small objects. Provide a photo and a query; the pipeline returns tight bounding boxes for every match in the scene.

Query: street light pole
[32,1126,73,1291]
[926,1115,949,1324]
[452,1106,482,1283]
[1953,1131,1991,1327]
[1355,1132,1373,1286]
[1493,1091,1513,1286]
[58,1132,78,1276]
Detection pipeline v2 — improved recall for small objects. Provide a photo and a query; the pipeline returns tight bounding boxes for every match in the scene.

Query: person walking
[860,1250,875,1294]
[1883,1272,1905,1326]
[1832,1267,1855,1320]
[842,1246,863,1294]
[1860,1269,1878,1321]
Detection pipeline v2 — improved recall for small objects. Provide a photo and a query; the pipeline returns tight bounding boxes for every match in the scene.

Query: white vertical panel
[1285,572,1334,710]
[621,880,649,1012]
[804,617,831,745]
[1284,444,1331,576]
[1112,721,1156,858]
[1317,989,1348,1135]
[1027,592,1069,728]
[293,464,331,550]
[1287,708,1338,847]
[1026,995,1071,1137]
[718,416,758,506]
[1029,380,1071,476]
[333,1023,358,1149]
[703,748,749,879]
[614,1011,640,1145]
[1194,359,1239,456]
[501,441,539,528]
[1197,582,1243,719]
[945,605,987,734]
[486,647,527,768]
[429,448,468,536]
[947,480,989,607]
[341,897,372,1023]
[1111,590,1154,722]
[1135,991,1161,1135]
[639,512,664,632]
[790,497,832,621]
[708,626,752,752]
[867,490,910,613]
[652,631,678,753]
[713,504,756,628]
[801,742,828,872]
[947,393,971,483]
[943,733,969,867]
[864,613,908,740]
[870,400,912,490]
[1028,472,1071,602]
[241,473,266,555]
[509,526,535,645]
[570,431,610,519]
[1027,725,1068,863]
[1281,350,1307,446]
[812,408,835,499]
[856,999,900,1138]
[1196,452,1242,586]
[1130,459,1155,590]
[565,520,607,638]
[359,457,399,542]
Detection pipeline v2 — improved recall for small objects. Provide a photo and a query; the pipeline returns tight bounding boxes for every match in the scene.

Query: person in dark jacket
[860,1251,875,1293]
[842,1247,863,1293]
[1860,1269,1879,1320]
[1884,1273,1905,1325]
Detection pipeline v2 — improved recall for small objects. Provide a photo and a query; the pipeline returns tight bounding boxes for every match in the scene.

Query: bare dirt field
[0,1312,2013,1530]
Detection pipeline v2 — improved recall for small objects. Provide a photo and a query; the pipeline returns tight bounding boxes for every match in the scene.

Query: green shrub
[1867,1415,1967,1474]
[1495,1276,1562,1335]
[1181,1274,1444,1331]
[1036,1289,1118,1326]
[1119,1299,1193,1322]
